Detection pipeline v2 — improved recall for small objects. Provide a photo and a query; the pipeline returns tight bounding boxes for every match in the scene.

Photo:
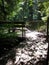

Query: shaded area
[0,37,26,57]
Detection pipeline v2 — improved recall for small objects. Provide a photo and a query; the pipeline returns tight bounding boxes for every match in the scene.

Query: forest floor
[0,28,48,65]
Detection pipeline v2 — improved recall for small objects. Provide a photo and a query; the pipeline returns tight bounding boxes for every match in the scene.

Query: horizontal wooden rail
[0,21,25,24]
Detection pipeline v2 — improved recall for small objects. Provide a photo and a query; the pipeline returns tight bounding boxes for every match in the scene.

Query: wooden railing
[0,21,26,37]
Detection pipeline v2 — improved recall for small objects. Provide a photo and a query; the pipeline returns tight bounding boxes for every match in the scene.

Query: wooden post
[22,27,23,37]
[46,16,49,65]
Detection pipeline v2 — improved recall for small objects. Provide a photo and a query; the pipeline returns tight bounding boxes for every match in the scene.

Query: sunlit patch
[26,30,44,40]
[6,59,14,65]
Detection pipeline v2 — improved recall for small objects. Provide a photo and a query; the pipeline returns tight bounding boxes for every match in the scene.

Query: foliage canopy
[0,0,49,21]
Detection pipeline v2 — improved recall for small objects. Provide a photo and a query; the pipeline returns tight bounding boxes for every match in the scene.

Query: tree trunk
[46,16,49,65]
[2,0,6,20]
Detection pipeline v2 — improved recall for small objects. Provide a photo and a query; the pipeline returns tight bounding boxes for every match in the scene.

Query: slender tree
[28,0,33,21]
[1,0,6,20]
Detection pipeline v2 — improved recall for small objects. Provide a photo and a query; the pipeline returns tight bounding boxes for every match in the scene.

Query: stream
[0,28,48,65]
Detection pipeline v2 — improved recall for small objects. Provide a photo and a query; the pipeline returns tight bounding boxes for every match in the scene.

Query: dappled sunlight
[0,0,49,64]
[26,29,44,40]
[0,28,48,65]
[13,29,48,65]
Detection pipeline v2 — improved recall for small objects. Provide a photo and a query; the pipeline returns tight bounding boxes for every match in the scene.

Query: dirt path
[0,28,48,65]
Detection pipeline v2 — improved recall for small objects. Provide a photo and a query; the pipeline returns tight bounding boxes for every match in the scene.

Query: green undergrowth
[0,32,18,38]
[38,25,46,32]
[26,21,47,33]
